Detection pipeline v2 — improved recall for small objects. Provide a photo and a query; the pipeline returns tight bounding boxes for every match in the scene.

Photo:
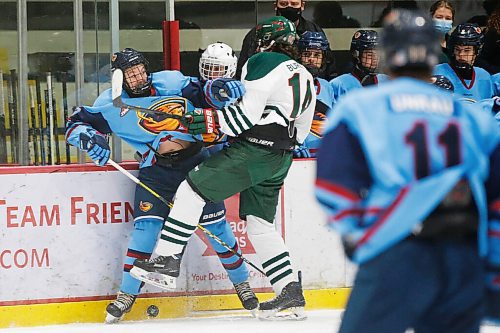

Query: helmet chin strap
[258,40,276,53]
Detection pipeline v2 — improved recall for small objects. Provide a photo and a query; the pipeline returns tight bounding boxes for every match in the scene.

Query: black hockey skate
[130,254,182,290]
[105,291,137,324]
[258,272,306,320]
[234,281,259,312]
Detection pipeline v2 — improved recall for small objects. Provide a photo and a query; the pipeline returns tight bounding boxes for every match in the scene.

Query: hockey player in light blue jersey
[65,47,258,323]
[294,31,335,158]
[434,23,494,102]
[316,10,500,333]
[330,30,388,102]
[431,74,499,117]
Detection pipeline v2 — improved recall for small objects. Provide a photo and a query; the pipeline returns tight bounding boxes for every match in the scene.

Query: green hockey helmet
[256,16,298,52]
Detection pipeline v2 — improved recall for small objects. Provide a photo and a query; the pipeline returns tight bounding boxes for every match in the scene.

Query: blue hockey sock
[203,220,249,285]
[121,218,163,295]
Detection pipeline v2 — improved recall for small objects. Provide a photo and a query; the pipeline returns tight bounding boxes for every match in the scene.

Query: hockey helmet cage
[199,42,237,81]
[111,48,152,97]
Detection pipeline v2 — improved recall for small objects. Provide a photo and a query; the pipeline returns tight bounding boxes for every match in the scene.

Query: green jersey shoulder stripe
[245,52,292,81]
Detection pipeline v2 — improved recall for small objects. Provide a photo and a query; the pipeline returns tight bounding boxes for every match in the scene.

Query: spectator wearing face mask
[236,0,337,80]
[430,0,455,63]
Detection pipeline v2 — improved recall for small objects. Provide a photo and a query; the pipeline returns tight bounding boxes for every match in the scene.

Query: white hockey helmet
[199,42,237,81]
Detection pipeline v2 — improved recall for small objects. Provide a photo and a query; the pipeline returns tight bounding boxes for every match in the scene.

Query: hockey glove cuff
[79,132,111,166]
[293,144,311,158]
[184,108,220,135]
[204,78,245,108]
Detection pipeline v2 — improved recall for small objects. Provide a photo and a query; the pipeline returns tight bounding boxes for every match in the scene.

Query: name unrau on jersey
[390,95,454,116]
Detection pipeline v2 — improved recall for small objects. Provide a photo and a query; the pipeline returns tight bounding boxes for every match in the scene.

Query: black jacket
[476,29,500,75]
[236,16,337,80]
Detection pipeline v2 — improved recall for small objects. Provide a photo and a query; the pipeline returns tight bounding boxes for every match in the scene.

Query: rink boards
[0,160,353,328]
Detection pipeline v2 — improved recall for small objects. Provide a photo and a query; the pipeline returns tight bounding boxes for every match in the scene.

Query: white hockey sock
[246,215,295,295]
[155,180,206,256]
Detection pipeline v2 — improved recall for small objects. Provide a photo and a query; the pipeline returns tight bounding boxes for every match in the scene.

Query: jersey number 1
[405,122,461,179]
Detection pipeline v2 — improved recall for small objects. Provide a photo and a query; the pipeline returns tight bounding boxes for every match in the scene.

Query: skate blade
[258,307,307,321]
[104,313,123,324]
[130,266,177,290]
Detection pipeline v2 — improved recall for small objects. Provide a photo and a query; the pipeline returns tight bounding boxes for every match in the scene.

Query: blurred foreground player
[315,9,500,333]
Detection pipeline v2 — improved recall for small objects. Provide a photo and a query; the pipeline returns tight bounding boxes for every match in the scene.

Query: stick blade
[111,69,124,107]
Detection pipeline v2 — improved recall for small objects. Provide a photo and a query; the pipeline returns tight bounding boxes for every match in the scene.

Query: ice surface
[1,310,499,333]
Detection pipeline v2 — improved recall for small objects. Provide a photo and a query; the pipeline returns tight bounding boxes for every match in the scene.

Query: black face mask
[276,7,301,22]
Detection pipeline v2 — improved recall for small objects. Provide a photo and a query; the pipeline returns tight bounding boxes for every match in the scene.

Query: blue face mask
[433,19,453,36]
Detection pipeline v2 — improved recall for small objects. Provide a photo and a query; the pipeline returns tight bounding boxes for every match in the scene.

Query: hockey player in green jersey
[131,16,316,319]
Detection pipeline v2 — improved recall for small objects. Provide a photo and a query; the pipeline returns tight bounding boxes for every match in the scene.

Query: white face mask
[433,19,453,36]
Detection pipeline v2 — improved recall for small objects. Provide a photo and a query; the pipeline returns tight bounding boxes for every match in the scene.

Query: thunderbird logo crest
[138,97,187,134]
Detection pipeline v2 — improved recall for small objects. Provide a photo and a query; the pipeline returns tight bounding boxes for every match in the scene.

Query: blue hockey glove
[293,144,311,158]
[79,132,111,166]
[183,108,220,135]
[204,78,245,108]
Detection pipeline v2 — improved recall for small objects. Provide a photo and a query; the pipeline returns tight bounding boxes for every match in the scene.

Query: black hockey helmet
[430,75,454,92]
[298,31,330,51]
[298,31,329,77]
[446,23,484,70]
[111,48,152,97]
[350,30,378,54]
[350,30,379,74]
[380,9,440,73]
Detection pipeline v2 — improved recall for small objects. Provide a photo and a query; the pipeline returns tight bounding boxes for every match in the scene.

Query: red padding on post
[169,20,180,70]
[162,21,171,70]
[162,20,180,70]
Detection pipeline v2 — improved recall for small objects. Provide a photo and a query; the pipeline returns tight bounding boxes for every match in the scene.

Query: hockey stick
[0,70,7,163]
[35,75,46,165]
[111,69,186,121]
[8,70,18,163]
[44,89,52,165]
[51,87,61,165]
[61,72,71,164]
[46,72,55,165]
[29,85,39,165]
[107,159,266,275]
